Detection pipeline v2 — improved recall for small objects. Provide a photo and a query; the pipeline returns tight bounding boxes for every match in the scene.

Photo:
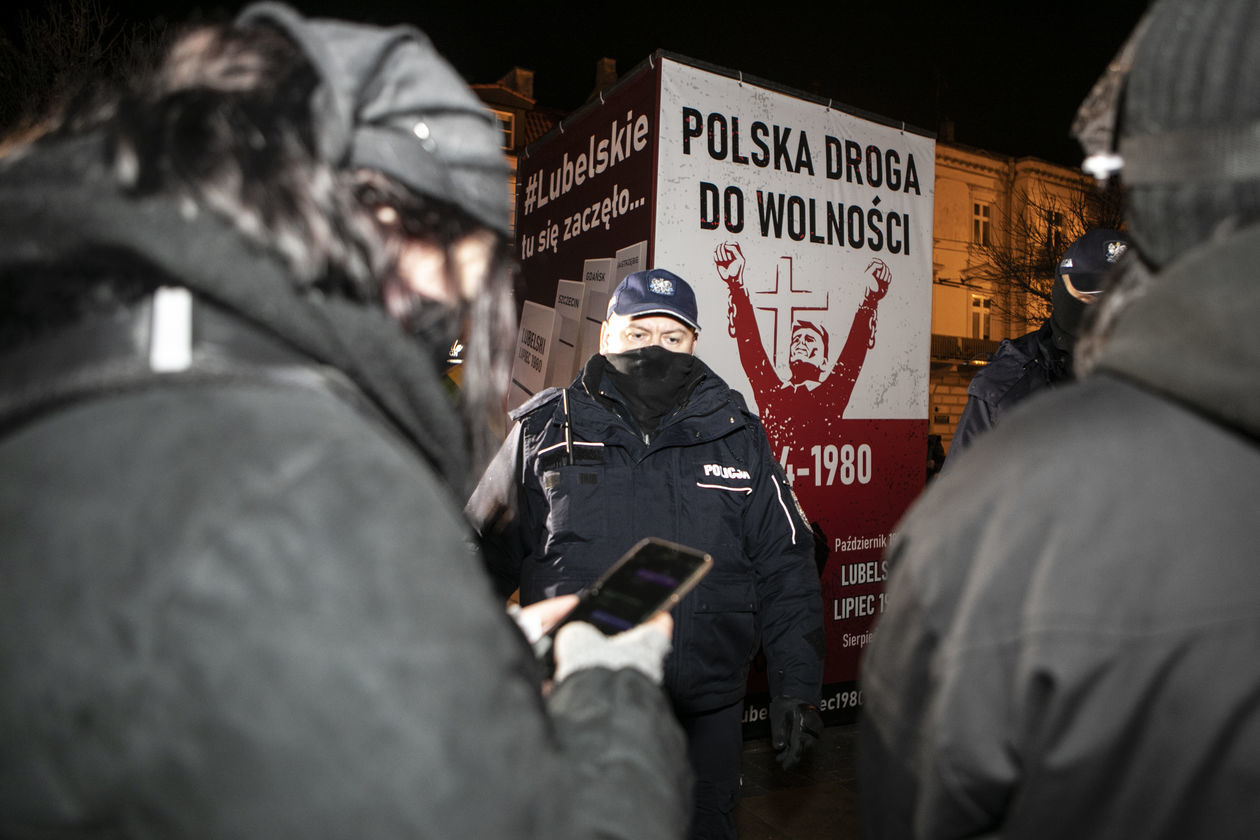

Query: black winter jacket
[468,354,825,714]
[0,132,690,839]
[950,320,1072,457]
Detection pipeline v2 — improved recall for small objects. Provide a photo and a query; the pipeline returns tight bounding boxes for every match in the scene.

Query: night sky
[3,0,1153,166]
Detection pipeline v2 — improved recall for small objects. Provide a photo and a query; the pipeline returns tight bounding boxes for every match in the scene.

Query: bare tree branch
[966,179,1126,324]
[0,1,165,142]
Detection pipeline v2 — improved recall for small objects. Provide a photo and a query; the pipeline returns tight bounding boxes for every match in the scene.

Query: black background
[2,0,1151,166]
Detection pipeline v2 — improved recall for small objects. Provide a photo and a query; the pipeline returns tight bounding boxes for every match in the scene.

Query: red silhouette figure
[714,242,891,462]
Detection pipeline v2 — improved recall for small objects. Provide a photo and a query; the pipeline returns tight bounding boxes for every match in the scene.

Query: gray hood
[0,131,471,492]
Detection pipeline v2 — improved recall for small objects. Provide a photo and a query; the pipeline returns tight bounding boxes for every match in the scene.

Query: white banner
[653,58,936,693]
[548,279,586,385]
[653,58,934,421]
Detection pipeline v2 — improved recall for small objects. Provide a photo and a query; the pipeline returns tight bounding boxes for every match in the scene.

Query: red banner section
[806,418,926,681]
[744,417,925,726]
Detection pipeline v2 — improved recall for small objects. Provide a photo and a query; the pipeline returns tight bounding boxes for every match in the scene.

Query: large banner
[513,64,657,325]
[653,59,933,724]
[512,54,933,726]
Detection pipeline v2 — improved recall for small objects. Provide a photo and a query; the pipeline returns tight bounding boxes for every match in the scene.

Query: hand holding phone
[550,617,675,685]
[535,538,712,679]
[514,595,580,644]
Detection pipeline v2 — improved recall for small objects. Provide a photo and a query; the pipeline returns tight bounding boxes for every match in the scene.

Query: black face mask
[604,345,697,436]
[1050,273,1088,353]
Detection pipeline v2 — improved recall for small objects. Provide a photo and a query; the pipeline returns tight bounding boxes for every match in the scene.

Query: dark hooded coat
[949,320,1072,458]
[859,225,1260,839]
[0,132,689,839]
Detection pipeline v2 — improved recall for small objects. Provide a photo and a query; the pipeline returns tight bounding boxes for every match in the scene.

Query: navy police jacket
[950,320,1072,458]
[468,355,825,714]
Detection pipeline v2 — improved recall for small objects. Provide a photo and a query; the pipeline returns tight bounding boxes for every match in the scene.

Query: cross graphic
[754,256,829,367]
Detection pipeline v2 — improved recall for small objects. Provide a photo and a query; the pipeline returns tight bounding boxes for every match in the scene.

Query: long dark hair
[9,19,516,471]
[109,23,376,291]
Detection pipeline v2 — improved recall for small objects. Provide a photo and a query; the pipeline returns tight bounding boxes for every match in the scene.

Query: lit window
[971,295,991,340]
[1045,210,1065,257]
[973,202,991,246]
[490,109,515,151]
[506,157,518,235]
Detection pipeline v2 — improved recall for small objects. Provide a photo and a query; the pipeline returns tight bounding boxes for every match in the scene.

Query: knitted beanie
[1121,0,1260,267]
[237,2,511,236]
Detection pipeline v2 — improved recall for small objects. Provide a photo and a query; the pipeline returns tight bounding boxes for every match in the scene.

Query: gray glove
[553,621,672,684]
[770,695,823,769]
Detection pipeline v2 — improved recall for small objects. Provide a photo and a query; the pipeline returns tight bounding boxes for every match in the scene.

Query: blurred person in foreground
[859,0,1260,837]
[468,268,824,840]
[0,4,689,838]
[949,228,1131,457]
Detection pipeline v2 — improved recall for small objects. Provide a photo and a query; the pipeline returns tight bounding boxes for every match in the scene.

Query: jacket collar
[567,353,746,446]
[581,352,707,423]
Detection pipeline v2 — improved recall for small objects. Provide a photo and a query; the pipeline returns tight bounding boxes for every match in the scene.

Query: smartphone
[535,537,712,675]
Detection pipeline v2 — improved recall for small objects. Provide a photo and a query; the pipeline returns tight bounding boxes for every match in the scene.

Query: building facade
[930,140,1103,451]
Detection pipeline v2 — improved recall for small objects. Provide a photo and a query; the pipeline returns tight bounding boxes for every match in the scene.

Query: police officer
[469,268,825,840]
[950,229,1131,457]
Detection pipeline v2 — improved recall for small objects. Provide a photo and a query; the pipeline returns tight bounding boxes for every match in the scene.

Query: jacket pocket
[676,578,759,698]
[539,465,611,553]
